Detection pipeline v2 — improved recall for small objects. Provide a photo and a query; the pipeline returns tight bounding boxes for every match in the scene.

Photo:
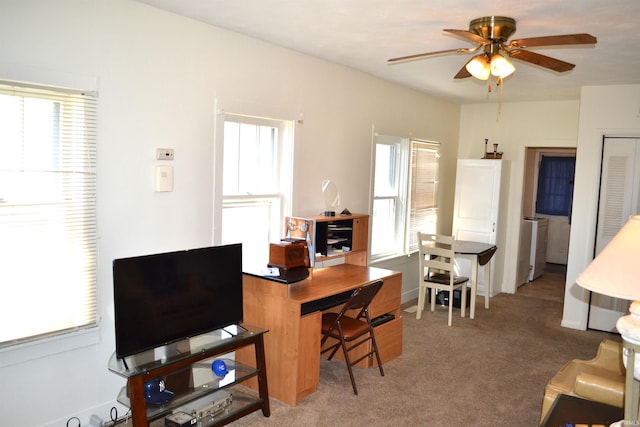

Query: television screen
[113,243,243,359]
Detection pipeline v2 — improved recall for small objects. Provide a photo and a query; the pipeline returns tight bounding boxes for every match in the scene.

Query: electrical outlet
[156,148,175,160]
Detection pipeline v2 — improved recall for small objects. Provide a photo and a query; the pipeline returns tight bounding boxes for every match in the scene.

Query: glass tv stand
[108,325,270,426]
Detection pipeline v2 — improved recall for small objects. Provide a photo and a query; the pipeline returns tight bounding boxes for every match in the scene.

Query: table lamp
[576,215,640,426]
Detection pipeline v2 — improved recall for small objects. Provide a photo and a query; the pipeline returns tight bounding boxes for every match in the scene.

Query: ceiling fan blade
[444,29,490,45]
[508,33,597,48]
[508,49,575,72]
[454,60,472,79]
[387,48,468,63]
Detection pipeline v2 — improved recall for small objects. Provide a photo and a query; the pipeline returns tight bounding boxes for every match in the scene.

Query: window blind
[406,140,439,254]
[0,81,98,346]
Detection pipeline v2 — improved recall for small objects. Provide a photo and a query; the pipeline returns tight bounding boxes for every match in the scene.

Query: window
[216,113,294,269]
[371,135,439,260]
[536,155,575,216]
[0,81,97,347]
[371,136,407,259]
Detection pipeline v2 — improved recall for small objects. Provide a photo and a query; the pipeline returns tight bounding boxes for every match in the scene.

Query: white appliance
[526,217,548,281]
[516,219,533,287]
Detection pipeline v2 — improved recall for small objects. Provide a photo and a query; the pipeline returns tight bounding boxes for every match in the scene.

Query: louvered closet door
[588,137,640,331]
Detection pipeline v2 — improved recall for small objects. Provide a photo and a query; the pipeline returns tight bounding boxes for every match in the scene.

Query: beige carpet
[233,266,618,426]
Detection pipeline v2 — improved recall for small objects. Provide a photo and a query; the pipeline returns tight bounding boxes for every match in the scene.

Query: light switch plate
[155,165,174,192]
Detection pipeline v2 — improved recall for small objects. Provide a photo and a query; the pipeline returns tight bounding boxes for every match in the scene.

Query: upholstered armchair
[541,339,625,422]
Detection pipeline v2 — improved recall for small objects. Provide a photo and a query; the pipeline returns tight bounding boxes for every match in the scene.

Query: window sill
[0,326,99,368]
[371,252,415,265]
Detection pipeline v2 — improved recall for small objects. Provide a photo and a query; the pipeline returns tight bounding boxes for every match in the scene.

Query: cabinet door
[452,159,502,244]
[351,216,369,252]
[452,159,502,295]
[589,137,640,331]
[297,312,321,398]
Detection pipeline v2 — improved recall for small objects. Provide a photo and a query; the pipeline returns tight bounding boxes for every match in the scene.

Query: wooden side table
[540,394,623,427]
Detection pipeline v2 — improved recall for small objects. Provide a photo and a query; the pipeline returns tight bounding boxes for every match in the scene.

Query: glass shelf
[108,325,267,378]
[147,388,263,427]
[116,358,260,421]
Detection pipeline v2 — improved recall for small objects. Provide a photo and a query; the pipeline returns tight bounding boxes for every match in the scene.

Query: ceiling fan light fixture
[388,16,597,88]
[490,53,515,78]
[466,55,490,80]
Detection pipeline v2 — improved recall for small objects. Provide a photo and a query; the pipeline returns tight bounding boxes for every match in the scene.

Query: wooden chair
[416,232,469,326]
[320,280,385,394]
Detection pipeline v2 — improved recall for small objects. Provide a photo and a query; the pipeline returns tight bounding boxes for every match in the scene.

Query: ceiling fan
[388,16,597,81]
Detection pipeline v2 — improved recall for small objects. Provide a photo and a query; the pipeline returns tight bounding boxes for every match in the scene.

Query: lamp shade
[465,55,490,80]
[576,215,640,300]
[490,54,515,78]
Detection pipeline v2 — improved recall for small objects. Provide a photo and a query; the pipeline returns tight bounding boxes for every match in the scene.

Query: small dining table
[454,240,498,319]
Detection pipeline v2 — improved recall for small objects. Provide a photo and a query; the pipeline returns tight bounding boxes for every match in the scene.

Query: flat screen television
[113,243,243,359]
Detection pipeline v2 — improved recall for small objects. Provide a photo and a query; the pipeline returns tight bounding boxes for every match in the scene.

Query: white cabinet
[452,159,503,296]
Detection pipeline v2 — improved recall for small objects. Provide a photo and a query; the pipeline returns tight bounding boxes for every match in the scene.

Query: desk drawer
[372,315,403,367]
[369,274,401,319]
[321,315,403,369]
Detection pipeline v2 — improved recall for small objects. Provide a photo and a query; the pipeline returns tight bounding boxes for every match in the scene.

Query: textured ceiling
[134,0,640,104]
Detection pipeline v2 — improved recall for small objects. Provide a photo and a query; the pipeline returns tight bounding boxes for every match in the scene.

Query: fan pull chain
[496,77,504,122]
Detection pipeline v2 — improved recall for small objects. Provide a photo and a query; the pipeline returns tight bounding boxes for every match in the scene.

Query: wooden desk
[454,240,497,318]
[237,264,403,406]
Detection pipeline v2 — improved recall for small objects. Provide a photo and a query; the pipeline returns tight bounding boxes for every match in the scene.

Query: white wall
[0,1,460,425]
[562,84,640,330]
[458,100,580,294]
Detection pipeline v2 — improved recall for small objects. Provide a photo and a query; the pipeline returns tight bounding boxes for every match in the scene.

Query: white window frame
[371,135,409,260]
[0,80,98,365]
[370,134,439,261]
[213,112,294,269]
